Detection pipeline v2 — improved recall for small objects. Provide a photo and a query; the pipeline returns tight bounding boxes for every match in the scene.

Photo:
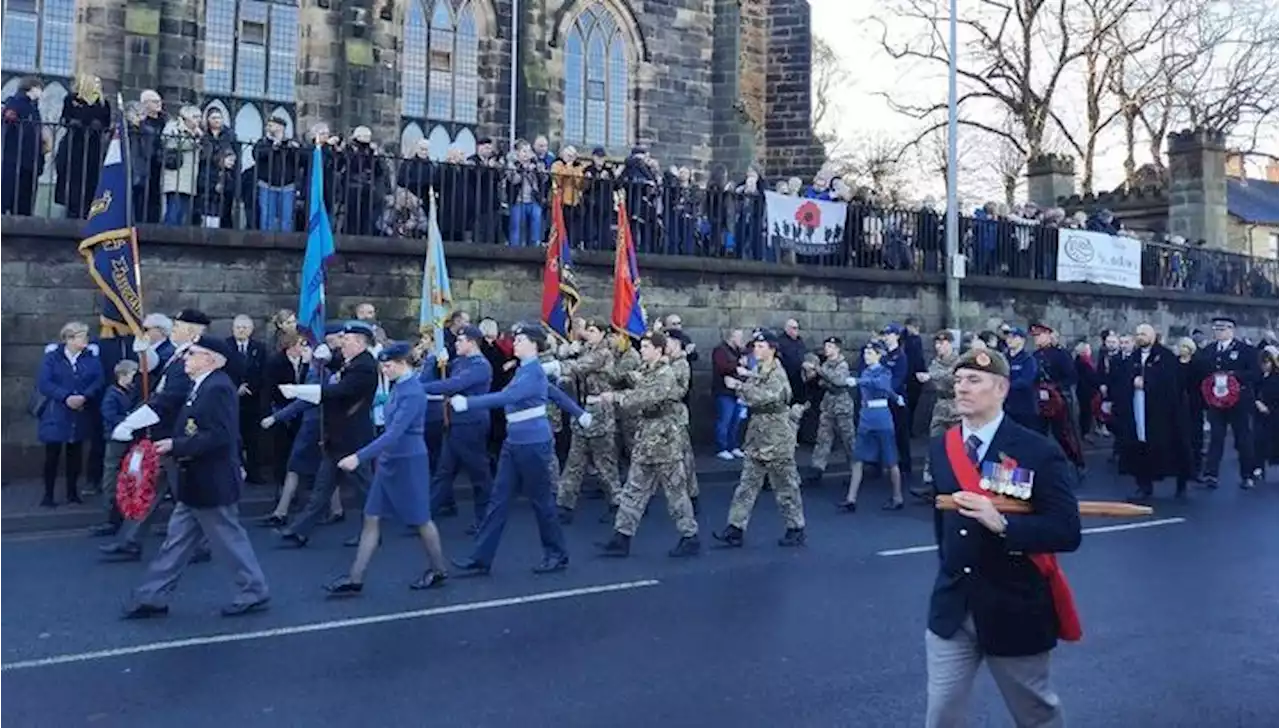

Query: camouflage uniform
[611,344,643,458]
[668,351,700,499]
[727,360,807,530]
[809,355,855,472]
[556,341,621,510]
[612,358,698,538]
[927,353,961,435]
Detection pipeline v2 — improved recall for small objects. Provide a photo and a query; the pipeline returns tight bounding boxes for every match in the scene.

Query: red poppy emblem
[999,453,1019,470]
[794,201,822,229]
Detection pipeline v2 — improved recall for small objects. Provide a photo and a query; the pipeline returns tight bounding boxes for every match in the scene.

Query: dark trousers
[470,440,567,567]
[430,422,493,524]
[891,402,912,475]
[2,167,37,215]
[1205,405,1254,481]
[238,395,261,480]
[1188,404,1205,475]
[426,422,443,477]
[271,421,299,486]
[43,441,84,500]
[287,455,371,539]
[100,440,130,523]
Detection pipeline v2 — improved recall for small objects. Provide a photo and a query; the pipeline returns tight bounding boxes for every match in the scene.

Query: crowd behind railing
[3,95,1276,300]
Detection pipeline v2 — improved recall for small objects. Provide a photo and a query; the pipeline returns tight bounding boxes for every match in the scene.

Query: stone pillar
[76,0,127,100]
[762,0,823,180]
[1166,127,1228,249]
[156,0,200,106]
[708,0,753,178]
[335,0,400,145]
[296,1,343,133]
[1025,154,1076,210]
[118,0,164,102]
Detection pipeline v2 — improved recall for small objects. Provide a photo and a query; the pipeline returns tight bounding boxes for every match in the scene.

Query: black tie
[965,435,982,466]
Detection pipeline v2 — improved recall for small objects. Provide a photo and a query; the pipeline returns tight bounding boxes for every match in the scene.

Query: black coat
[319,350,379,458]
[170,370,243,508]
[54,94,111,216]
[928,417,1082,657]
[1193,338,1260,408]
[1255,371,1278,466]
[264,350,307,412]
[226,337,267,411]
[1111,344,1191,480]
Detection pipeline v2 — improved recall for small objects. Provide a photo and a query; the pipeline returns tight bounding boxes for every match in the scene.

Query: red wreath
[1091,392,1113,424]
[1037,383,1066,419]
[116,439,161,521]
[1201,373,1241,410]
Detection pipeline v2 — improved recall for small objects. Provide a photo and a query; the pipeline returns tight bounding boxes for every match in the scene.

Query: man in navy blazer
[227,314,268,482]
[123,335,269,619]
[925,347,1081,728]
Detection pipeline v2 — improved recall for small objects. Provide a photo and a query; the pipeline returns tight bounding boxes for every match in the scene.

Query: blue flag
[420,192,453,356]
[77,117,144,339]
[299,144,335,344]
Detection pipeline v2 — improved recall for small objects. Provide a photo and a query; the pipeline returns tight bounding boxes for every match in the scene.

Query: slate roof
[1226,177,1279,225]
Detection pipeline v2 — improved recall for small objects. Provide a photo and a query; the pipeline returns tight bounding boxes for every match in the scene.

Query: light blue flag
[299,144,335,344]
[420,192,453,356]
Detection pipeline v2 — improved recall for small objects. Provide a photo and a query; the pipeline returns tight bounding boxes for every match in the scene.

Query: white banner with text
[1055,229,1143,289]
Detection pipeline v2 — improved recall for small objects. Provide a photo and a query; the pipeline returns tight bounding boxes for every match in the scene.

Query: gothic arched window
[2,0,76,78]
[563,2,630,150]
[402,0,479,124]
[203,0,298,103]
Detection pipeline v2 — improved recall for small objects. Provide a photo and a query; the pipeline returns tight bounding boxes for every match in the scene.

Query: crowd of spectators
[2,76,1275,299]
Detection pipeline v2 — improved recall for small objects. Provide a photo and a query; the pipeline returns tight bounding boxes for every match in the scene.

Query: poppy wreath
[1091,392,1113,424]
[1201,373,1241,410]
[1037,383,1066,419]
[116,439,161,521]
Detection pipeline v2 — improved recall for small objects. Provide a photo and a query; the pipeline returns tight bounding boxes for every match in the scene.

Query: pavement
[1,449,1275,727]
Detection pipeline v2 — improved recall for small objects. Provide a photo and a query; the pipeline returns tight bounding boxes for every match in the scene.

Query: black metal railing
[3,120,1276,299]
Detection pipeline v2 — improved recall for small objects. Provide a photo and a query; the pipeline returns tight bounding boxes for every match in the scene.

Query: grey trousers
[287,455,371,539]
[116,456,210,552]
[925,617,1064,728]
[133,502,269,608]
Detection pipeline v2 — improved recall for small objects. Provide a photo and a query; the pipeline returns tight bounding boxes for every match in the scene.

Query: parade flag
[610,195,646,340]
[540,189,581,340]
[77,113,144,341]
[299,143,336,344]
[421,191,453,356]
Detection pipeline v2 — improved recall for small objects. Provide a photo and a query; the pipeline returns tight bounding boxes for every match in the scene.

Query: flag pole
[116,92,150,399]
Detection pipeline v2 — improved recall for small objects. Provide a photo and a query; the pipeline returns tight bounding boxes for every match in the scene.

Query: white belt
[507,405,548,423]
[426,394,444,401]
[865,399,889,409]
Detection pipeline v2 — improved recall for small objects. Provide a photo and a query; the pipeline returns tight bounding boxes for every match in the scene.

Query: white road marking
[1,580,661,672]
[876,517,1188,557]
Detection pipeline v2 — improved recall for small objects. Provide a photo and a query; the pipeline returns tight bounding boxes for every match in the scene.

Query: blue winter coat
[37,344,106,444]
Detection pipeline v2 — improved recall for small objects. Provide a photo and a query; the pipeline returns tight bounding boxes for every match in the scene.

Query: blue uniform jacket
[170,370,243,508]
[466,357,585,445]
[37,345,106,443]
[147,346,195,435]
[101,384,140,432]
[1004,348,1039,421]
[357,373,428,464]
[418,355,447,425]
[858,347,909,398]
[855,364,895,433]
[927,416,1081,657]
[422,352,493,427]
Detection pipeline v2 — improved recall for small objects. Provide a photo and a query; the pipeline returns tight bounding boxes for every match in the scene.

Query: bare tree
[987,116,1030,206]
[811,35,848,147]
[848,131,908,195]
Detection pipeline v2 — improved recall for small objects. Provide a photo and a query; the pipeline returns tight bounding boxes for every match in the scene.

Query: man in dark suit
[122,335,269,619]
[227,314,267,482]
[925,347,1082,728]
[277,320,379,547]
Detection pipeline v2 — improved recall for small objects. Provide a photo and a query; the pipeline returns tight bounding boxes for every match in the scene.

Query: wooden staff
[935,494,1154,518]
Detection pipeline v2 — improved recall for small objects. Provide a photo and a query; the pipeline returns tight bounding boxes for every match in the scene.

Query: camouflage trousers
[727,457,806,531]
[618,414,638,459]
[613,460,698,538]
[679,429,700,498]
[557,432,620,509]
[923,403,962,484]
[811,408,856,472]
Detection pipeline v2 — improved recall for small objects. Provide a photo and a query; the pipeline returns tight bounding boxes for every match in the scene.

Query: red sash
[944,427,1083,642]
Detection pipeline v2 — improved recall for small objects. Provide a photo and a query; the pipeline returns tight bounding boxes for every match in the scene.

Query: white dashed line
[876,517,1188,557]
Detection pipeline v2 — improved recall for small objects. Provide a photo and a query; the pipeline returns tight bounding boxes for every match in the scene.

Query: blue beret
[592,146,607,157]
[865,339,889,355]
[512,321,547,344]
[457,325,484,342]
[377,342,413,363]
[190,334,234,362]
[1006,326,1028,338]
[324,320,346,336]
[881,323,903,336]
[343,320,376,340]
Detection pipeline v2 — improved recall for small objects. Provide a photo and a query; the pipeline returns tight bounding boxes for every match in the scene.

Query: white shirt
[961,411,1005,462]
[236,339,249,355]
[64,348,82,367]
[188,370,212,401]
[1219,340,1231,352]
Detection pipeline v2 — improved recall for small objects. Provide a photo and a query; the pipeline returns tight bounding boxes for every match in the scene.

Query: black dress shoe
[436,504,459,519]
[595,532,631,557]
[532,556,569,574]
[278,531,309,548]
[320,511,346,526]
[837,500,858,513]
[221,597,270,617]
[99,542,142,561]
[88,523,120,537]
[39,497,57,509]
[410,570,448,590]
[881,500,905,511]
[190,549,212,564]
[450,557,491,576]
[66,494,84,505]
[1128,488,1152,502]
[121,603,169,620]
[324,576,364,596]
[258,514,287,528]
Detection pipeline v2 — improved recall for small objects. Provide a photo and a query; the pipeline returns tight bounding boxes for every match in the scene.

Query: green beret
[954,347,1011,378]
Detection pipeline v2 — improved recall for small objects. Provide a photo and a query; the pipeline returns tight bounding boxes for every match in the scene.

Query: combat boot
[596,531,631,557]
[777,528,806,547]
[557,506,574,525]
[711,524,744,548]
[802,467,825,488]
[668,535,701,557]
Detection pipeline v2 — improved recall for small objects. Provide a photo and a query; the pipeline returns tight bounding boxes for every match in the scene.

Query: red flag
[540,189,580,339]
[611,197,646,339]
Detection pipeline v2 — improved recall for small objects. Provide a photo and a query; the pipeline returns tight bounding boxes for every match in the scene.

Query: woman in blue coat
[326,342,449,595]
[37,321,105,507]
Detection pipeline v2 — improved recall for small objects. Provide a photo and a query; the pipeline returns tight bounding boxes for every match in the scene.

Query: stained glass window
[401,0,480,123]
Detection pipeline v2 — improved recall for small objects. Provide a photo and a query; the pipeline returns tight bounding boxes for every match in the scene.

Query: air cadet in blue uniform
[1196,316,1259,489]
[324,343,450,594]
[1002,327,1040,432]
[103,309,213,562]
[417,342,447,484]
[278,320,379,547]
[122,335,270,619]
[422,325,494,533]
[449,323,589,576]
[879,324,914,475]
[840,339,905,510]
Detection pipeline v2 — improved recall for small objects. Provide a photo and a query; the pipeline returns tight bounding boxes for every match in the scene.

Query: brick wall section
[708,0,753,179]
[2,218,1273,478]
[1167,128,1230,249]
[76,0,128,100]
[761,0,824,180]
[295,3,343,130]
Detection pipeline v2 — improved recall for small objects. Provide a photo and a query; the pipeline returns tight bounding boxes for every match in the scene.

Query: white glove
[845,377,859,387]
[312,343,332,361]
[291,384,322,404]
[577,412,594,429]
[541,360,562,379]
[132,337,152,354]
[686,342,696,353]
[450,394,469,412]
[896,395,905,407]
[279,384,298,400]
[119,405,159,431]
[111,424,134,442]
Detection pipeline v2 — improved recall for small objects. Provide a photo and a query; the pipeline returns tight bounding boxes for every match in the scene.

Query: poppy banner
[764,192,845,256]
